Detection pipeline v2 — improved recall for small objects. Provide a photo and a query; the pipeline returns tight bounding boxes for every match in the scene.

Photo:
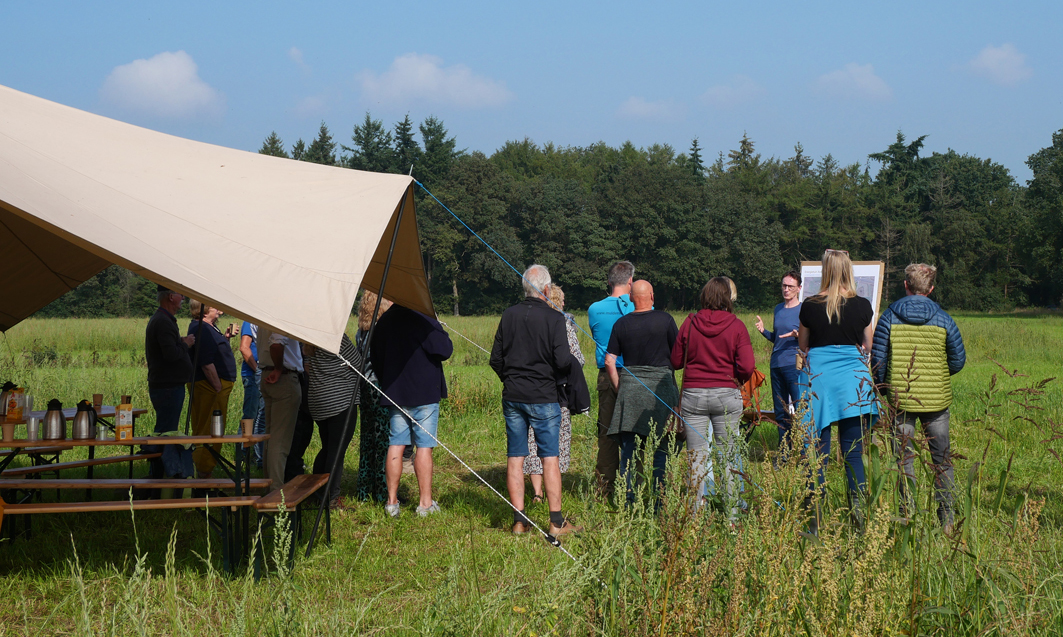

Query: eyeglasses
[781,284,799,290]
[825,248,849,256]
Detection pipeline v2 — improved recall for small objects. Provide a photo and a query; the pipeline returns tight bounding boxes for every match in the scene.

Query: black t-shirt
[799,295,873,349]
[607,310,679,367]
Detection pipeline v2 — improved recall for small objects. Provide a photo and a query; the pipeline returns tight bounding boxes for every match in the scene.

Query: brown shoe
[512,521,529,535]
[547,519,582,537]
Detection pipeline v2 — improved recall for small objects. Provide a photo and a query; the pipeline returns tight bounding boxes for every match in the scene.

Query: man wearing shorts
[371,303,453,517]
[490,264,580,537]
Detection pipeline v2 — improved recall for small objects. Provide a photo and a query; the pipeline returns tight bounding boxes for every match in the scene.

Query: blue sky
[2,1,1059,182]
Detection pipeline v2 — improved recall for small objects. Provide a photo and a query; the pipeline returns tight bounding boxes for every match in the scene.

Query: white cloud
[288,47,310,74]
[616,96,682,121]
[357,53,513,109]
[814,63,892,102]
[701,75,766,108]
[968,44,1032,86]
[99,51,224,119]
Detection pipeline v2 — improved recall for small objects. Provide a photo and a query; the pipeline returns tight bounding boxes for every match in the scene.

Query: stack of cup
[26,416,40,442]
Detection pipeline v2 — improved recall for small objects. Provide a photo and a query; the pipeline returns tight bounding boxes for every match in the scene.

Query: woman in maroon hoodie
[670,277,756,518]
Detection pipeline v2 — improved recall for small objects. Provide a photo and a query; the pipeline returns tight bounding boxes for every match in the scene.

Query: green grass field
[0,313,1061,635]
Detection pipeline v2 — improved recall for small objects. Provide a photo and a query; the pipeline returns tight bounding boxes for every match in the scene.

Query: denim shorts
[388,403,439,448]
[503,401,561,458]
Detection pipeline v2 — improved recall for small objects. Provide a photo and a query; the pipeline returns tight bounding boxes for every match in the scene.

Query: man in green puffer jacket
[872,263,966,530]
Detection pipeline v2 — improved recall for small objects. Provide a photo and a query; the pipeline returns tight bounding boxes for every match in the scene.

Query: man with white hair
[490,264,580,537]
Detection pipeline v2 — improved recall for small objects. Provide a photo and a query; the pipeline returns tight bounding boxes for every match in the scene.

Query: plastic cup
[241,418,254,438]
[26,417,40,442]
[1,421,14,442]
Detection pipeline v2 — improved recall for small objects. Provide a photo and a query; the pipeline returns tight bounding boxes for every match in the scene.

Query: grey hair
[607,261,635,293]
[157,290,171,305]
[522,264,551,298]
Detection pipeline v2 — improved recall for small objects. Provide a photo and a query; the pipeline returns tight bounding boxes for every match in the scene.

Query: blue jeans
[388,403,440,448]
[770,366,801,449]
[242,371,265,465]
[503,401,561,458]
[146,385,192,478]
[811,416,867,494]
[617,432,680,506]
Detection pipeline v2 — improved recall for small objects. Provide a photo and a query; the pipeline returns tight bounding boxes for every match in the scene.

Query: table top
[0,433,269,450]
[4,405,149,425]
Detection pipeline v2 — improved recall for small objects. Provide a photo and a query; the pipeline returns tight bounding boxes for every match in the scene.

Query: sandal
[531,494,544,504]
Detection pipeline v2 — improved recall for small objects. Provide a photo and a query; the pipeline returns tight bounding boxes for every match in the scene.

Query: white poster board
[800,261,885,315]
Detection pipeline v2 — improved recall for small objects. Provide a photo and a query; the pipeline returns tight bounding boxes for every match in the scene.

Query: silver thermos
[210,409,225,437]
[72,400,97,440]
[43,399,66,440]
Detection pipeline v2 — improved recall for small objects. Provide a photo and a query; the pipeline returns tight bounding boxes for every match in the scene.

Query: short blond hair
[905,263,937,295]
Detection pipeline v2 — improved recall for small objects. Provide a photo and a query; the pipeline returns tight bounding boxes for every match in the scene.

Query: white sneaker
[416,501,440,517]
[385,503,400,518]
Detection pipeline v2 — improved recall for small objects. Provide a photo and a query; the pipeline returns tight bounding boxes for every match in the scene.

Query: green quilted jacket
[871,295,966,412]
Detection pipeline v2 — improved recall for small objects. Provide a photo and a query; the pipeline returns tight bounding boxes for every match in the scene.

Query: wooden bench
[0,446,65,458]
[0,495,258,574]
[0,478,272,491]
[253,474,330,577]
[0,495,257,515]
[254,473,330,512]
[0,452,161,477]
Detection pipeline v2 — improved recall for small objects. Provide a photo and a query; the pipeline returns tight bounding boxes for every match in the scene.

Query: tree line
[37,115,1063,318]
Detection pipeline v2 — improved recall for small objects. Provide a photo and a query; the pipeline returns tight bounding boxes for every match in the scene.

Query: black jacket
[490,297,574,404]
[145,307,193,390]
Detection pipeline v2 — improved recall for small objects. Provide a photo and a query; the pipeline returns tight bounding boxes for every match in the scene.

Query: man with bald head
[604,280,679,505]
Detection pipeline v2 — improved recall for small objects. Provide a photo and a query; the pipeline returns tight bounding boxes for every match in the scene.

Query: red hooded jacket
[670,309,755,388]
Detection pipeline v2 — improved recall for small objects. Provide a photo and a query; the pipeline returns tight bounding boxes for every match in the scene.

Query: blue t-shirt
[240,322,258,378]
[587,294,634,369]
[759,303,801,369]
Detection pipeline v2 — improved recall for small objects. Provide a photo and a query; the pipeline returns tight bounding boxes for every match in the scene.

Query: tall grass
[0,314,1061,634]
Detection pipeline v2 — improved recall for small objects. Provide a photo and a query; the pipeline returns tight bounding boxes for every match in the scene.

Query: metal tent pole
[304,185,411,556]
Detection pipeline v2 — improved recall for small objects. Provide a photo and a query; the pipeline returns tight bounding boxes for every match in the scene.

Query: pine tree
[259,131,289,158]
[343,113,394,173]
[303,122,338,165]
[392,114,422,175]
[688,137,705,176]
[291,139,306,161]
[418,116,464,190]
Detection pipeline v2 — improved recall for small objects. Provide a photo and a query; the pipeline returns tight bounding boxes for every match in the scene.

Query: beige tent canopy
[0,84,433,353]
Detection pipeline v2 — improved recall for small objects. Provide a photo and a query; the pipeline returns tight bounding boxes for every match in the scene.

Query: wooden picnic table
[0,432,271,573]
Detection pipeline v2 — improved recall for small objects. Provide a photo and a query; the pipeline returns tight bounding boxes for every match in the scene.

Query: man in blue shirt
[586,260,635,499]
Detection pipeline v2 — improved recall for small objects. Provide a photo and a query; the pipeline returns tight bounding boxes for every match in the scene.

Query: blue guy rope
[417,180,782,507]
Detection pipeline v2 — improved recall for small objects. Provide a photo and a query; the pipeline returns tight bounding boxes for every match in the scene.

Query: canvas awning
[0,84,433,353]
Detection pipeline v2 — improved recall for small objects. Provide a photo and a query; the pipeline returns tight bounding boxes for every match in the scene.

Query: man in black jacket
[144,285,195,478]
[490,264,580,537]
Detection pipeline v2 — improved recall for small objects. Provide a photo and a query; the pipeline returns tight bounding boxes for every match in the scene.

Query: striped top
[305,333,363,421]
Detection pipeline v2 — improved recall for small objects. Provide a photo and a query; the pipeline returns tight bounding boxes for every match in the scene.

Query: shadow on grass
[0,508,239,577]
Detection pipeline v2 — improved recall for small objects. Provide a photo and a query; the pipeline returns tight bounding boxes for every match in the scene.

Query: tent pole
[305,184,411,556]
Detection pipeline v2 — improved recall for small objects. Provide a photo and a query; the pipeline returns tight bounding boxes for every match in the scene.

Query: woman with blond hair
[797,249,878,531]
[355,290,393,502]
[523,284,587,503]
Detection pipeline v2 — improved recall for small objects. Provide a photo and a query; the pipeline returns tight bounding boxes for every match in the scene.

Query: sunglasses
[825,248,850,256]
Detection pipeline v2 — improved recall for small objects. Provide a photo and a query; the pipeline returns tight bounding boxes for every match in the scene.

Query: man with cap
[144,285,195,478]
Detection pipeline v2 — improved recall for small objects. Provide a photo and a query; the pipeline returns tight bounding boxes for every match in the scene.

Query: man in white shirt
[259,326,305,485]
